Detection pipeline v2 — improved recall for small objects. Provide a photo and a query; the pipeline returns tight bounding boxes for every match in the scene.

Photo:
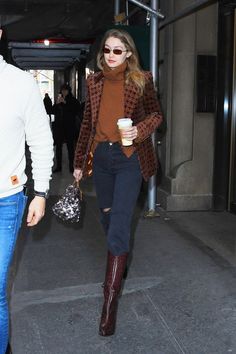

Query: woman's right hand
[73,169,83,182]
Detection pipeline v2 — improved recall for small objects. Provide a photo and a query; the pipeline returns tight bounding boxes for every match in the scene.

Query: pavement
[8,148,236,354]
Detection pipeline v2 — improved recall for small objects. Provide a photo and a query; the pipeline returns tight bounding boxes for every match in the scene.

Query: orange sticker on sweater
[11,175,19,185]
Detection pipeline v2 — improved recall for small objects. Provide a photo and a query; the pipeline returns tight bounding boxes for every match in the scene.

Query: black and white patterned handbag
[52,182,83,223]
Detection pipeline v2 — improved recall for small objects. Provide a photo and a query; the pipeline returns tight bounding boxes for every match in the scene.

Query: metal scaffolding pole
[114,0,120,17]
[125,0,129,25]
[128,0,164,19]
[125,0,163,216]
[146,0,160,217]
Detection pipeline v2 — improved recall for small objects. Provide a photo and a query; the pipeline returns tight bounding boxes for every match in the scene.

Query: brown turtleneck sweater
[94,61,134,157]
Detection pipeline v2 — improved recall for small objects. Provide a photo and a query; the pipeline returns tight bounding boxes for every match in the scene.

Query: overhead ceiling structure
[0,0,116,70]
[0,0,115,41]
[9,42,90,70]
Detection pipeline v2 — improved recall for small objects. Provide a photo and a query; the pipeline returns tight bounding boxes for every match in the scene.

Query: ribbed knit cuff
[34,180,50,193]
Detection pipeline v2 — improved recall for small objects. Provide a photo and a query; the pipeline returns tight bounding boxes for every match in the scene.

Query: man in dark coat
[43,93,53,123]
[43,93,52,114]
[52,84,79,173]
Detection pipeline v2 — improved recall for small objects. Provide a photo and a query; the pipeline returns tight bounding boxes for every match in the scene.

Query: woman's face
[103,36,131,69]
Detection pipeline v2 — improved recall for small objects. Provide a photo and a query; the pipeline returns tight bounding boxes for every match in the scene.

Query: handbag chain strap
[72,180,83,200]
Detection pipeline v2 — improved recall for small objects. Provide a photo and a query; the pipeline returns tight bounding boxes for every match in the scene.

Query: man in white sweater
[0,29,54,354]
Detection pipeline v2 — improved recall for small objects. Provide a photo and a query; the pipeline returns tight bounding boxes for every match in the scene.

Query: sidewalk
[9,164,236,354]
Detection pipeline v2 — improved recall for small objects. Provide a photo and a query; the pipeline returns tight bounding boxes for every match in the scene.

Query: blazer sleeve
[135,72,163,143]
[74,76,92,169]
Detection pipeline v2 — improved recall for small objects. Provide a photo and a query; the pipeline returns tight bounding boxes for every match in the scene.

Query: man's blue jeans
[0,191,27,354]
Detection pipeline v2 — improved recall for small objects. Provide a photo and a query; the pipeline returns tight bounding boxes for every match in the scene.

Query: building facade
[157,0,236,211]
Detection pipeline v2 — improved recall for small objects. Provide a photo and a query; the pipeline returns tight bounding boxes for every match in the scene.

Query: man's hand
[27,196,46,227]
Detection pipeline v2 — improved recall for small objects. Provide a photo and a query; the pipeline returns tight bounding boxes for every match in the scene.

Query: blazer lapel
[91,73,104,127]
[124,81,140,120]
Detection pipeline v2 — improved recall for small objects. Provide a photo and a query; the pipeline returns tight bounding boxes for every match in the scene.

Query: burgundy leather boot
[100,211,128,280]
[99,251,128,336]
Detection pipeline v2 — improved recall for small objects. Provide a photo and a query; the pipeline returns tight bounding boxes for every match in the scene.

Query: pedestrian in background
[43,92,53,124]
[0,29,54,354]
[52,84,79,173]
[73,28,163,336]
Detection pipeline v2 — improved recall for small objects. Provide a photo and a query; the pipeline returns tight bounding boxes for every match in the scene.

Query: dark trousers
[55,140,74,170]
[93,142,142,255]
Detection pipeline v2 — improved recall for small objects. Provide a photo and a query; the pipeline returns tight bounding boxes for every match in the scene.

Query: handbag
[52,181,83,223]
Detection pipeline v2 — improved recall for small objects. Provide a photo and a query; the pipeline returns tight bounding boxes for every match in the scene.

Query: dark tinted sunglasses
[103,47,127,55]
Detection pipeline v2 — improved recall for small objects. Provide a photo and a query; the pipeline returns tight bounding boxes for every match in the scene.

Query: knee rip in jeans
[102,208,111,213]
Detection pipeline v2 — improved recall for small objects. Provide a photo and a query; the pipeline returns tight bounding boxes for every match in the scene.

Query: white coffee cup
[117,118,133,146]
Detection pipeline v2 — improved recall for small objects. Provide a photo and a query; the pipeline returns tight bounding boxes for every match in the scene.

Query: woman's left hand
[121,126,138,141]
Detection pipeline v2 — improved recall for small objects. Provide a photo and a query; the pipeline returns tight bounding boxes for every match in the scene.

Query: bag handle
[73,180,80,188]
[73,180,83,200]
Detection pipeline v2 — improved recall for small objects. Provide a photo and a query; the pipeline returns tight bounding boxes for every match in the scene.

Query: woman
[73,28,163,336]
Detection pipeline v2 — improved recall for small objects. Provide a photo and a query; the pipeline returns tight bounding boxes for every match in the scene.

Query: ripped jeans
[93,142,142,256]
[0,191,27,354]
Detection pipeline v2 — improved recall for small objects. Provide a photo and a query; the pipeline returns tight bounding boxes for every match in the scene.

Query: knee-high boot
[100,210,128,279]
[99,251,128,336]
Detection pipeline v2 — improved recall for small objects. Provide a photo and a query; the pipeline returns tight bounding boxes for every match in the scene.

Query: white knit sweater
[0,56,54,198]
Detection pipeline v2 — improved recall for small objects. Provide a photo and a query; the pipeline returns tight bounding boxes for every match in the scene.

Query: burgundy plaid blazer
[74,71,163,181]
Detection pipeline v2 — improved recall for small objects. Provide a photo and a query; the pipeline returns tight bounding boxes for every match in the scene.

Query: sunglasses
[103,47,128,55]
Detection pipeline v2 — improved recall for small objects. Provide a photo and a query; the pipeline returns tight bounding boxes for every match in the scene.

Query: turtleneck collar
[103,61,127,81]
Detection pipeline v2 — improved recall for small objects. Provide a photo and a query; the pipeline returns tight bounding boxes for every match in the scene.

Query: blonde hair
[97,28,145,93]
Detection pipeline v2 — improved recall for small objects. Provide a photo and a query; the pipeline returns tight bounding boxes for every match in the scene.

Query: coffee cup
[117,118,133,146]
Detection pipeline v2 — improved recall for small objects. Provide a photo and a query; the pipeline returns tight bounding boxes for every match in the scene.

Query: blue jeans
[93,142,142,255]
[0,191,27,354]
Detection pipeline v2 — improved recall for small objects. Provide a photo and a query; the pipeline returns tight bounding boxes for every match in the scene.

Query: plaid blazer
[74,70,163,181]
